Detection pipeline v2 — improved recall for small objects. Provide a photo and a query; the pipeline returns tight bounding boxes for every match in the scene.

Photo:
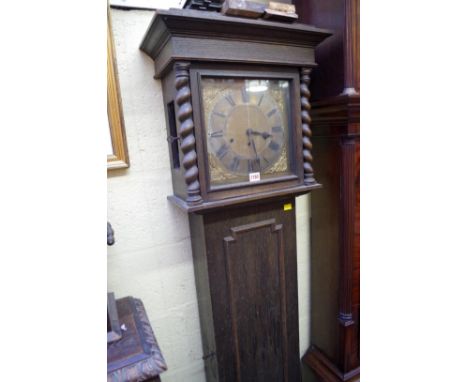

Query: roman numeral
[272,125,282,133]
[213,111,226,118]
[247,159,260,172]
[225,94,236,107]
[257,94,264,106]
[247,159,255,172]
[216,143,229,159]
[210,130,224,138]
[268,140,280,151]
[229,156,240,171]
[267,108,277,118]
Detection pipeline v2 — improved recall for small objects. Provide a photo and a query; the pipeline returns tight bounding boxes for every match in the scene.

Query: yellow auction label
[283,203,293,211]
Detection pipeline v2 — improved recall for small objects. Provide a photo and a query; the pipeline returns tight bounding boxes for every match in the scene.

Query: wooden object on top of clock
[184,0,224,12]
[262,2,298,22]
[221,0,265,19]
[293,0,360,381]
[140,9,331,213]
[183,0,293,13]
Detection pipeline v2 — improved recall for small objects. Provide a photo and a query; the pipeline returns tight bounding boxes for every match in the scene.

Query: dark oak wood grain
[140,8,331,78]
[189,199,301,382]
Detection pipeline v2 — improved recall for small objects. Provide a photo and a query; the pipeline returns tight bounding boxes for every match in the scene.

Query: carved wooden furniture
[107,297,167,382]
[140,9,331,381]
[293,0,360,381]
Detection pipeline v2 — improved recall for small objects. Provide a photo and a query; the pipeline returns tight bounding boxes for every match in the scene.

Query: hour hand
[246,129,272,139]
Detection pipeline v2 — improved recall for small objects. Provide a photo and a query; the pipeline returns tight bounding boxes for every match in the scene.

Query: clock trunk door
[190,199,300,382]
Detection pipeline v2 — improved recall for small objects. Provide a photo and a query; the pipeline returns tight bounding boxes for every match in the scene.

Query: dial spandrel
[202,78,292,187]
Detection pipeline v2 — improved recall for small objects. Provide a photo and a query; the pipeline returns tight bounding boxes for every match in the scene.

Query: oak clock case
[140,8,332,382]
[192,67,302,201]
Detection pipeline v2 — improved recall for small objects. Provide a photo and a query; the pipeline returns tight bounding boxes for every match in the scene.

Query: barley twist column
[300,67,317,185]
[175,61,202,204]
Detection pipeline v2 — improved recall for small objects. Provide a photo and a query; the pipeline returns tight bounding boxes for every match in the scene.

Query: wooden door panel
[224,219,287,381]
[198,200,300,382]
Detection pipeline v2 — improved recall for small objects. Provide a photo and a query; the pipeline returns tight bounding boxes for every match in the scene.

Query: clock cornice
[140,9,332,78]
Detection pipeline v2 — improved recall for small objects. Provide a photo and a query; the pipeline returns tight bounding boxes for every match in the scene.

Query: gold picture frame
[107,12,129,170]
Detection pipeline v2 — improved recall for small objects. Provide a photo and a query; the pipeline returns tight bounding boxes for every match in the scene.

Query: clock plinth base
[303,346,360,382]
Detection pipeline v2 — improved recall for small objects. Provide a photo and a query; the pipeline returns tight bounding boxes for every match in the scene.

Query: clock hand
[246,129,260,166]
[249,130,272,139]
[251,136,258,158]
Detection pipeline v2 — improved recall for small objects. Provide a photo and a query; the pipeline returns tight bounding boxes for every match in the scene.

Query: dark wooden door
[190,198,301,382]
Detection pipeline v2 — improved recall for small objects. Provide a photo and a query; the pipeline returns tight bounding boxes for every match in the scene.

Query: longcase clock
[294,0,361,381]
[140,9,331,382]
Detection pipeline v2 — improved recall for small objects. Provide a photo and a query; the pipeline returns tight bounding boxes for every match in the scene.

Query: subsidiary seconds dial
[208,87,285,175]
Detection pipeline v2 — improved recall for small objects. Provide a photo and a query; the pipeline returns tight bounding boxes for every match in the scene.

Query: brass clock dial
[202,78,292,187]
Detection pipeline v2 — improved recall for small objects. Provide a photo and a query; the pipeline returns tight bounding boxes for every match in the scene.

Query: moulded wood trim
[311,94,360,125]
[310,94,360,137]
[187,64,305,203]
[140,9,332,78]
[167,183,321,213]
[140,8,332,59]
[303,346,360,382]
[153,37,318,78]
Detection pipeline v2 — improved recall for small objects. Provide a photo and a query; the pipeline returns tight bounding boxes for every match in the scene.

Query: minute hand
[248,134,258,159]
[246,129,259,161]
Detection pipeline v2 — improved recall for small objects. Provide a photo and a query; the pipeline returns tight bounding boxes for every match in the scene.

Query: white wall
[109,0,185,9]
[107,8,313,381]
